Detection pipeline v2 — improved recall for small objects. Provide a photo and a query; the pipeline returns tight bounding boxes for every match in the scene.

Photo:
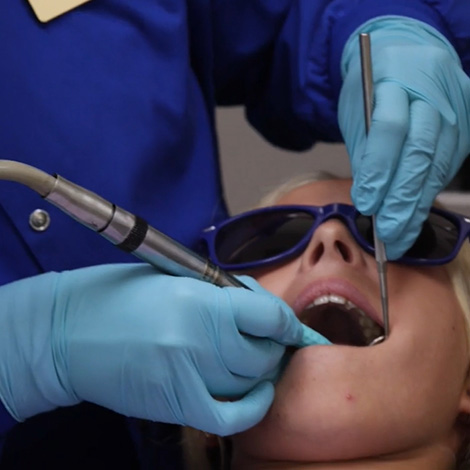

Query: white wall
[217,107,470,216]
[216,107,351,214]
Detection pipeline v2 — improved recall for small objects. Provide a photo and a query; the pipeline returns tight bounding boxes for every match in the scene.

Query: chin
[232,417,387,465]
[232,342,409,463]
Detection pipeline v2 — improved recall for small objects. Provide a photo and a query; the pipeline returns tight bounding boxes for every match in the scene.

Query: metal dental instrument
[359,33,390,343]
[0,159,249,290]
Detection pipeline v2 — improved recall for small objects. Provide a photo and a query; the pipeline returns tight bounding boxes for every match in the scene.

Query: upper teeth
[310,294,357,310]
[305,294,383,343]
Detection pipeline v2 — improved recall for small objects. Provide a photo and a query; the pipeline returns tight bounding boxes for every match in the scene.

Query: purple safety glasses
[199,203,470,271]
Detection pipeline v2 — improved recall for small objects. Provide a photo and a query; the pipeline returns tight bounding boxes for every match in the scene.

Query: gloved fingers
[382,118,457,260]
[296,324,332,347]
[338,69,366,173]
[193,350,276,400]
[348,141,365,179]
[227,276,329,346]
[427,119,459,188]
[351,82,409,215]
[219,330,285,378]
[208,362,280,399]
[216,277,292,376]
[416,118,458,219]
[189,380,275,436]
[220,326,328,379]
[220,277,329,377]
[375,100,440,248]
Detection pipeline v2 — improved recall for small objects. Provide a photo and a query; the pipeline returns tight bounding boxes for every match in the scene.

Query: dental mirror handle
[359,33,390,340]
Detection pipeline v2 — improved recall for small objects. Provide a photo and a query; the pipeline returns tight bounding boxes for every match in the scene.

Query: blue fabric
[0,0,469,467]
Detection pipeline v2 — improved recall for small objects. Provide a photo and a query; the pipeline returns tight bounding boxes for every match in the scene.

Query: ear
[459,372,470,416]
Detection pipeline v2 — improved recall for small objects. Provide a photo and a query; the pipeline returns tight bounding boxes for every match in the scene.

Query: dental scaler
[0,159,248,290]
[359,33,390,344]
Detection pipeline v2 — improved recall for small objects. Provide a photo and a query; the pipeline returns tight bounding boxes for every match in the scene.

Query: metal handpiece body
[0,160,247,289]
[45,175,248,289]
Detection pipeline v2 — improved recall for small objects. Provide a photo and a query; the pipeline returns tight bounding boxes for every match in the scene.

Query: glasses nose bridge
[299,205,367,268]
[316,204,357,236]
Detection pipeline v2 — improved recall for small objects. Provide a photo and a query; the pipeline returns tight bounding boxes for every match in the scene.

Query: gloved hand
[0,263,328,436]
[338,17,470,259]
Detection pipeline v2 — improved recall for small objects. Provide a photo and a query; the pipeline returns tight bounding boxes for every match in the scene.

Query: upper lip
[292,278,383,327]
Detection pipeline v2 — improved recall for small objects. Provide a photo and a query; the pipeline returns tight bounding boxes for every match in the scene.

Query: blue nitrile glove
[0,263,328,436]
[338,17,470,259]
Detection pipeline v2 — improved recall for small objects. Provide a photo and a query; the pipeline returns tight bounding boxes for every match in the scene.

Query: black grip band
[117,216,148,253]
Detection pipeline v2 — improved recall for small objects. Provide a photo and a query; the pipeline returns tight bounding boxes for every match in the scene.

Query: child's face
[232,179,470,465]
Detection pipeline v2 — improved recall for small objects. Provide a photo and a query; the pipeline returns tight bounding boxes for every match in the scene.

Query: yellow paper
[26,0,93,22]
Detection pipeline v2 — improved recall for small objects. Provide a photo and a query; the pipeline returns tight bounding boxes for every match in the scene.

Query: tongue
[302,305,365,346]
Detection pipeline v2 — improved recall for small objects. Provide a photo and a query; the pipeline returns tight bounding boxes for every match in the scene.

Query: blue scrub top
[1,0,470,467]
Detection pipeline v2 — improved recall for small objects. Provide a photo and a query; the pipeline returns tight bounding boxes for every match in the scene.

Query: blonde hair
[256,171,337,208]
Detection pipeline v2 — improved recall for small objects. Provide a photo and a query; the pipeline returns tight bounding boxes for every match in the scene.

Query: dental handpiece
[359,33,390,342]
[0,159,249,290]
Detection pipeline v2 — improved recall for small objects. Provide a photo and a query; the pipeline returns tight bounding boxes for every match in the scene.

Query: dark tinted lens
[355,212,459,260]
[405,212,458,259]
[355,214,375,247]
[215,211,315,265]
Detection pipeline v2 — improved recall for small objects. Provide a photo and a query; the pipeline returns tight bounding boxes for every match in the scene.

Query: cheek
[387,266,469,387]
[389,273,469,375]
[389,300,468,417]
[253,264,298,298]
[234,316,469,463]
[233,346,394,461]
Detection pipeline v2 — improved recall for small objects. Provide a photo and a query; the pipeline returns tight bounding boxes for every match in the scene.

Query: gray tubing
[0,160,56,196]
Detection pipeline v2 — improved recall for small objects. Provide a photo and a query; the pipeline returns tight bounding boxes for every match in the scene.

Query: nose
[300,219,367,269]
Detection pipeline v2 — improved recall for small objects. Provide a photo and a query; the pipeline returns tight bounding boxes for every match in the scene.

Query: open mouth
[298,294,384,347]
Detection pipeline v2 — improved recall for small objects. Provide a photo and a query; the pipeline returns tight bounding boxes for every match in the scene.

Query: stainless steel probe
[359,33,390,342]
[0,159,248,290]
